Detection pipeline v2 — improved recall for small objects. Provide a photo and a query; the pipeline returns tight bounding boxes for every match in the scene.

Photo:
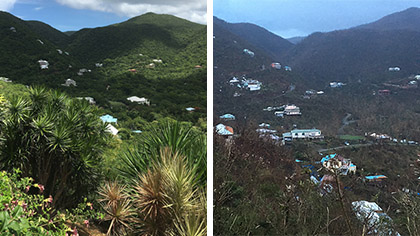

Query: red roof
[225,126,234,134]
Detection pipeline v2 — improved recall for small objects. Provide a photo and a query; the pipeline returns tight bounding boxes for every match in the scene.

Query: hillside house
[62,79,77,87]
[153,59,163,63]
[330,82,345,88]
[317,91,324,95]
[284,104,301,115]
[57,49,63,54]
[259,123,270,128]
[185,107,195,112]
[378,89,390,95]
[38,60,49,69]
[243,49,255,57]
[415,75,420,80]
[95,63,103,67]
[284,66,292,71]
[128,69,137,73]
[320,153,356,175]
[194,65,202,69]
[100,114,117,123]
[256,128,276,134]
[215,124,234,136]
[0,77,12,83]
[77,97,96,105]
[388,67,400,71]
[220,113,235,120]
[37,39,44,45]
[229,77,240,84]
[127,96,150,105]
[282,128,322,144]
[271,63,281,69]
[275,111,284,117]
[10,27,16,32]
[352,201,399,235]
[247,81,261,91]
[365,175,387,182]
[146,63,155,68]
[106,124,119,136]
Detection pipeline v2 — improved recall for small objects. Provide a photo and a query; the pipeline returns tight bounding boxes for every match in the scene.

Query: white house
[388,67,400,72]
[127,96,150,105]
[284,105,301,115]
[106,124,119,136]
[38,60,49,69]
[153,59,163,63]
[271,63,281,69]
[243,49,255,57]
[57,49,63,55]
[62,79,77,87]
[415,75,420,80]
[283,129,322,144]
[37,39,44,45]
[229,77,240,84]
[77,97,96,105]
[0,77,12,83]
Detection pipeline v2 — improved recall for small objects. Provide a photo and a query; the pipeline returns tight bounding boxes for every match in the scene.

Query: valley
[214,8,420,235]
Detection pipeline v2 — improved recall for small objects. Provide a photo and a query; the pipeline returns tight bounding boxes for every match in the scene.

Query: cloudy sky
[1,0,206,31]
[214,0,420,38]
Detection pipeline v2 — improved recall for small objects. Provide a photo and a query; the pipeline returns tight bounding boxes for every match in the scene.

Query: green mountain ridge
[0,11,206,126]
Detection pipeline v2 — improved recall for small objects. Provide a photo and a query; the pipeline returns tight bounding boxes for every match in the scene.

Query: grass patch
[339,135,365,140]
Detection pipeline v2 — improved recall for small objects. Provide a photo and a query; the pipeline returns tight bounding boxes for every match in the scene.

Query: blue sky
[1,0,206,32]
[214,0,420,38]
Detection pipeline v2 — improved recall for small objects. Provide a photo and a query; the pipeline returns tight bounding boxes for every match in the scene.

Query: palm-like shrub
[0,87,108,208]
[118,120,206,187]
[97,181,135,236]
[133,147,206,235]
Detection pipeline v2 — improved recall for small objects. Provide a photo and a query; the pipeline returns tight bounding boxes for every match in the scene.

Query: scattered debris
[352,201,400,235]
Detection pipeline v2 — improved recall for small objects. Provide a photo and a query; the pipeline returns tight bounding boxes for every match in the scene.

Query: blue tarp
[100,114,117,123]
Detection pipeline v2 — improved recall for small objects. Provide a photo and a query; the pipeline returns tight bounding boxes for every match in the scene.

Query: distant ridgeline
[0,11,206,125]
[213,8,420,140]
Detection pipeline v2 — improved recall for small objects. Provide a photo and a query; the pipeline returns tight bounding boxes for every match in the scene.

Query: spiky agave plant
[169,191,207,236]
[134,147,206,235]
[97,181,135,235]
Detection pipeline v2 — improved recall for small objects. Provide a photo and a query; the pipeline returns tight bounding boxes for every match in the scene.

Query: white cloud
[34,6,43,11]
[55,0,207,24]
[0,0,18,11]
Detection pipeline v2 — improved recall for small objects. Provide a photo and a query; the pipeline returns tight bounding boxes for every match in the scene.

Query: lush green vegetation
[0,85,206,235]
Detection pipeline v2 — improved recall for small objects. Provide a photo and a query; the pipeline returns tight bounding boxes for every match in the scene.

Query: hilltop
[214,16,293,60]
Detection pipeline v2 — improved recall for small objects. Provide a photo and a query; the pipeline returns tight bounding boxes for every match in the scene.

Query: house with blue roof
[220,113,235,120]
[100,114,117,123]
[321,153,356,175]
[365,175,387,182]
